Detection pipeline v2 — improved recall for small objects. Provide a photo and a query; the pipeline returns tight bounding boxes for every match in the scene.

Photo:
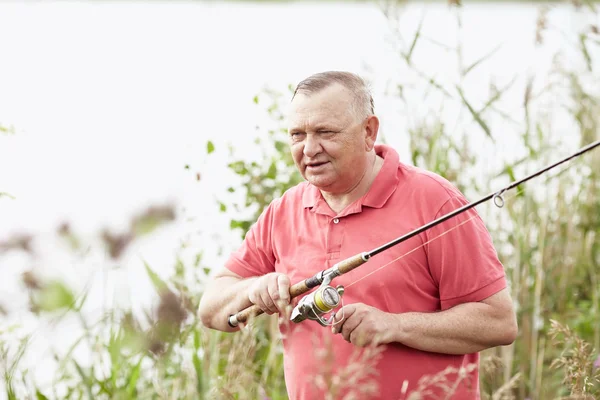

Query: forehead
[287,84,355,129]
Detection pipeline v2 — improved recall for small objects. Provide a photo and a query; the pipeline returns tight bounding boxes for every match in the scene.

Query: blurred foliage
[0,124,15,135]
[219,87,303,239]
[0,125,15,200]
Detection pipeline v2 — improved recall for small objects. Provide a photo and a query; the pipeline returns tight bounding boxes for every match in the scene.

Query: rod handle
[228,279,311,327]
[336,252,369,274]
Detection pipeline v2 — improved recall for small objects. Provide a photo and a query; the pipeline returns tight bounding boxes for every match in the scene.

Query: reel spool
[290,284,345,326]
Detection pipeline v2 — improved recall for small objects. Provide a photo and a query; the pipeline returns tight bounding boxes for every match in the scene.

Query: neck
[321,152,384,214]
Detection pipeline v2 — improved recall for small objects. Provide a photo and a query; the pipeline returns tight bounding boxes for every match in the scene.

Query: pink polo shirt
[225,144,507,400]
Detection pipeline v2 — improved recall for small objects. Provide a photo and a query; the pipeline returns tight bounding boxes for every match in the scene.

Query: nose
[303,134,321,158]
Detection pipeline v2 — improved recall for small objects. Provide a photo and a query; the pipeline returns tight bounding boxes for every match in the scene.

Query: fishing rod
[227,139,600,328]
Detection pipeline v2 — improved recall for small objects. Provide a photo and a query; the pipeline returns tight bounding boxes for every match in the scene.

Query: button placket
[326,216,344,259]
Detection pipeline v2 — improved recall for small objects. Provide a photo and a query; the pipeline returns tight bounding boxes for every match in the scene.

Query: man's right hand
[247,272,291,315]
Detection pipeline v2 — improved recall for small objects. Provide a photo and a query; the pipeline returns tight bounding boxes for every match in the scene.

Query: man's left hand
[331,303,398,347]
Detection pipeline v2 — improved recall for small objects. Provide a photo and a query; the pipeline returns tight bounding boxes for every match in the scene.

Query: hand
[248,272,291,315]
[331,303,397,347]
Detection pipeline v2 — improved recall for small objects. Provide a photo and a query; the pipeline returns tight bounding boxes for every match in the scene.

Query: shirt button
[333,218,340,224]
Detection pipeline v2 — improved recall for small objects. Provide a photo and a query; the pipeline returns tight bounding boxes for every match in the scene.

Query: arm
[391,288,517,354]
[333,288,517,353]
[198,268,257,332]
[199,199,288,332]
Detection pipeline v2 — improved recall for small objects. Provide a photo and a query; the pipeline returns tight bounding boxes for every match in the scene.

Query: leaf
[143,260,168,295]
[505,165,516,182]
[274,140,286,153]
[0,192,15,200]
[206,141,215,154]
[253,95,259,104]
[72,288,90,312]
[37,281,75,312]
[54,333,90,378]
[580,33,592,71]
[479,76,517,114]
[193,330,204,397]
[404,12,425,65]
[463,44,502,77]
[72,360,94,400]
[266,162,277,179]
[456,86,494,141]
[126,357,143,396]
[190,253,201,268]
[219,202,227,212]
[36,390,49,400]
[0,125,15,135]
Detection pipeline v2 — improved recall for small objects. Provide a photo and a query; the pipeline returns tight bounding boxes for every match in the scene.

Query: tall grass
[376,1,600,399]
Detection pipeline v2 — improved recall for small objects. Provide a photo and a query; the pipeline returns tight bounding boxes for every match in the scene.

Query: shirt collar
[302,144,400,210]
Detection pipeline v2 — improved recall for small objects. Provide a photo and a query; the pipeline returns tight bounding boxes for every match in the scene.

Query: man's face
[287,84,373,193]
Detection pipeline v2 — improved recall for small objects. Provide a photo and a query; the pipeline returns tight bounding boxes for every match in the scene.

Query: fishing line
[345,186,525,289]
[346,143,597,289]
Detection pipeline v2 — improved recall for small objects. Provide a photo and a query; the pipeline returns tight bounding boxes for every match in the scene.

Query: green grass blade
[479,76,517,115]
[404,12,425,65]
[463,44,502,77]
[0,192,15,200]
[193,329,204,398]
[579,34,592,71]
[143,259,169,295]
[456,86,494,141]
[72,360,94,400]
[126,356,144,397]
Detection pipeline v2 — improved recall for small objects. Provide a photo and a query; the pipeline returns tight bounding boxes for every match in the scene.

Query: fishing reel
[290,284,345,326]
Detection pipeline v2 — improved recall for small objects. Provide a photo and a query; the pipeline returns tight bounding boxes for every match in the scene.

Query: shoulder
[397,163,466,210]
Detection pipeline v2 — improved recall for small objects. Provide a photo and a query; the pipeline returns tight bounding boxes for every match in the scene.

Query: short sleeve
[424,195,507,310]
[224,203,277,278]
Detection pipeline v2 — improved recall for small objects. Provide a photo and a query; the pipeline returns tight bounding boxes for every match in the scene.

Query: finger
[251,294,270,315]
[260,291,277,315]
[331,305,356,334]
[341,314,363,343]
[277,274,291,304]
[268,276,281,312]
[248,276,267,307]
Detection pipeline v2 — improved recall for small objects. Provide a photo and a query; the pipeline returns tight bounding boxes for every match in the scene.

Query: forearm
[390,303,517,355]
[198,276,258,332]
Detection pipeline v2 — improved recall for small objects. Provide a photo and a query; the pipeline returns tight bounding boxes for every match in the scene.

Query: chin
[307,176,336,190]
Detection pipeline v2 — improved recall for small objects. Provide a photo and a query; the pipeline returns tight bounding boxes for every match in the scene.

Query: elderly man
[198,71,518,399]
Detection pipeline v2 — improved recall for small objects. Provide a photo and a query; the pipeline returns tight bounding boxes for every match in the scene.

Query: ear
[364,115,379,151]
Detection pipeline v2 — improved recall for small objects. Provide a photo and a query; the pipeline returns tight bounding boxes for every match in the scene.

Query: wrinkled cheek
[290,148,304,171]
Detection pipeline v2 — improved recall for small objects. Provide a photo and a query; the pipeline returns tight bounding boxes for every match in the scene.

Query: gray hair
[291,71,374,120]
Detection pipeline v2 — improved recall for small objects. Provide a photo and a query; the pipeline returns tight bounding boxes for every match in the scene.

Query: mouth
[305,161,328,170]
